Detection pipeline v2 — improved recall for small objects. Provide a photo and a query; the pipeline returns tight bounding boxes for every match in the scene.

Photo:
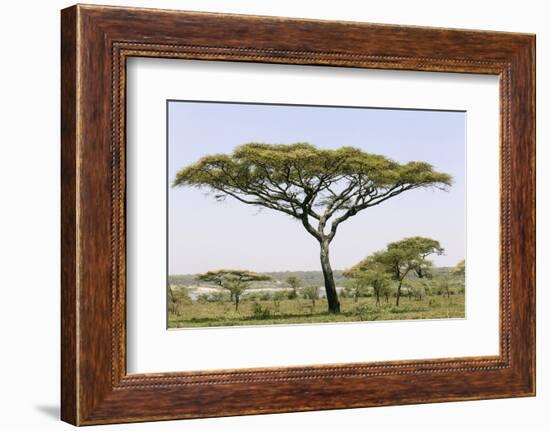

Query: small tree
[404,279,427,301]
[195,269,271,311]
[453,259,466,277]
[352,237,443,306]
[344,258,391,306]
[437,276,454,299]
[343,277,367,302]
[167,285,191,316]
[300,285,320,310]
[272,290,287,312]
[379,282,394,304]
[285,276,302,299]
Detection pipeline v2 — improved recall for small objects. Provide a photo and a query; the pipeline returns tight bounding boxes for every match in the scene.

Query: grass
[168,294,465,328]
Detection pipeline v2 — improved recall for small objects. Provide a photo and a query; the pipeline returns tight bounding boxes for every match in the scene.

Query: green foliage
[272,291,287,312]
[206,291,229,302]
[174,143,452,200]
[259,292,272,301]
[341,277,369,302]
[196,269,271,285]
[195,269,271,311]
[453,259,466,277]
[384,236,444,279]
[300,285,320,309]
[353,303,382,321]
[173,143,452,247]
[285,275,302,289]
[196,293,210,303]
[287,289,298,300]
[348,236,444,306]
[167,286,191,316]
[285,275,303,297]
[343,260,392,305]
[252,302,272,320]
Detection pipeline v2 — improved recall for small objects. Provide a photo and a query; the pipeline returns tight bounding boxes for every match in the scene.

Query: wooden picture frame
[61,4,535,425]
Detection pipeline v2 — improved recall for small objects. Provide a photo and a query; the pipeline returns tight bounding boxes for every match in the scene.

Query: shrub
[208,291,228,302]
[353,303,380,321]
[300,285,320,309]
[259,292,272,301]
[196,293,210,303]
[167,286,191,316]
[272,291,287,312]
[245,293,258,302]
[287,289,298,300]
[252,302,271,319]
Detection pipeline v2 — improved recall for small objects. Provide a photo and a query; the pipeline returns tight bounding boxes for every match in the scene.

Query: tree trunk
[235,295,239,312]
[320,240,340,314]
[396,281,403,306]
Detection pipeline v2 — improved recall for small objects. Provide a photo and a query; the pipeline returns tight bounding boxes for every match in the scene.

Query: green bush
[259,292,272,301]
[208,291,228,302]
[353,303,380,321]
[168,286,191,316]
[196,293,210,303]
[252,302,271,319]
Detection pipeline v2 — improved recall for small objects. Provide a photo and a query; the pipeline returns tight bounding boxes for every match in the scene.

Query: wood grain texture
[60,4,535,425]
[60,5,78,425]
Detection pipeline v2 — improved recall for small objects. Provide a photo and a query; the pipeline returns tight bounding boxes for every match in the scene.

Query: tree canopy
[453,259,466,277]
[286,276,302,290]
[348,236,444,306]
[343,258,391,305]
[196,269,271,311]
[300,285,320,309]
[174,143,452,243]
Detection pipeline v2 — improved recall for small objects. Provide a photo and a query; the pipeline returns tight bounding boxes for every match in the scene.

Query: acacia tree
[344,258,391,306]
[453,259,466,277]
[342,276,368,302]
[285,276,302,298]
[358,237,444,306]
[196,269,270,311]
[175,143,452,314]
[300,285,320,310]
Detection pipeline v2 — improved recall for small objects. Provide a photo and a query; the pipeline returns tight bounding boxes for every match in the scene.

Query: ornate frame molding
[61,5,535,425]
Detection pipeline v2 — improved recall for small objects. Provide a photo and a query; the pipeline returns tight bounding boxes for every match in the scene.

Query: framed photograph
[61,4,535,425]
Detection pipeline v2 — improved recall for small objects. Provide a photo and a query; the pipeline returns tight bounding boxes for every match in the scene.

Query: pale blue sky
[168,101,465,275]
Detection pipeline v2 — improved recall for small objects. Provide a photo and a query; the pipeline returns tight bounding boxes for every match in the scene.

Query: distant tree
[342,277,368,302]
[344,258,391,306]
[195,269,271,311]
[285,276,303,299]
[167,285,191,316]
[404,279,428,301]
[438,277,450,298]
[272,290,287,312]
[300,285,320,310]
[453,259,466,277]
[379,282,394,304]
[353,237,443,306]
[174,143,452,314]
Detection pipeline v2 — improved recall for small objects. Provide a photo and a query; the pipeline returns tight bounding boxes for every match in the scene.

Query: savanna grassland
[167,269,465,329]
[168,293,465,328]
